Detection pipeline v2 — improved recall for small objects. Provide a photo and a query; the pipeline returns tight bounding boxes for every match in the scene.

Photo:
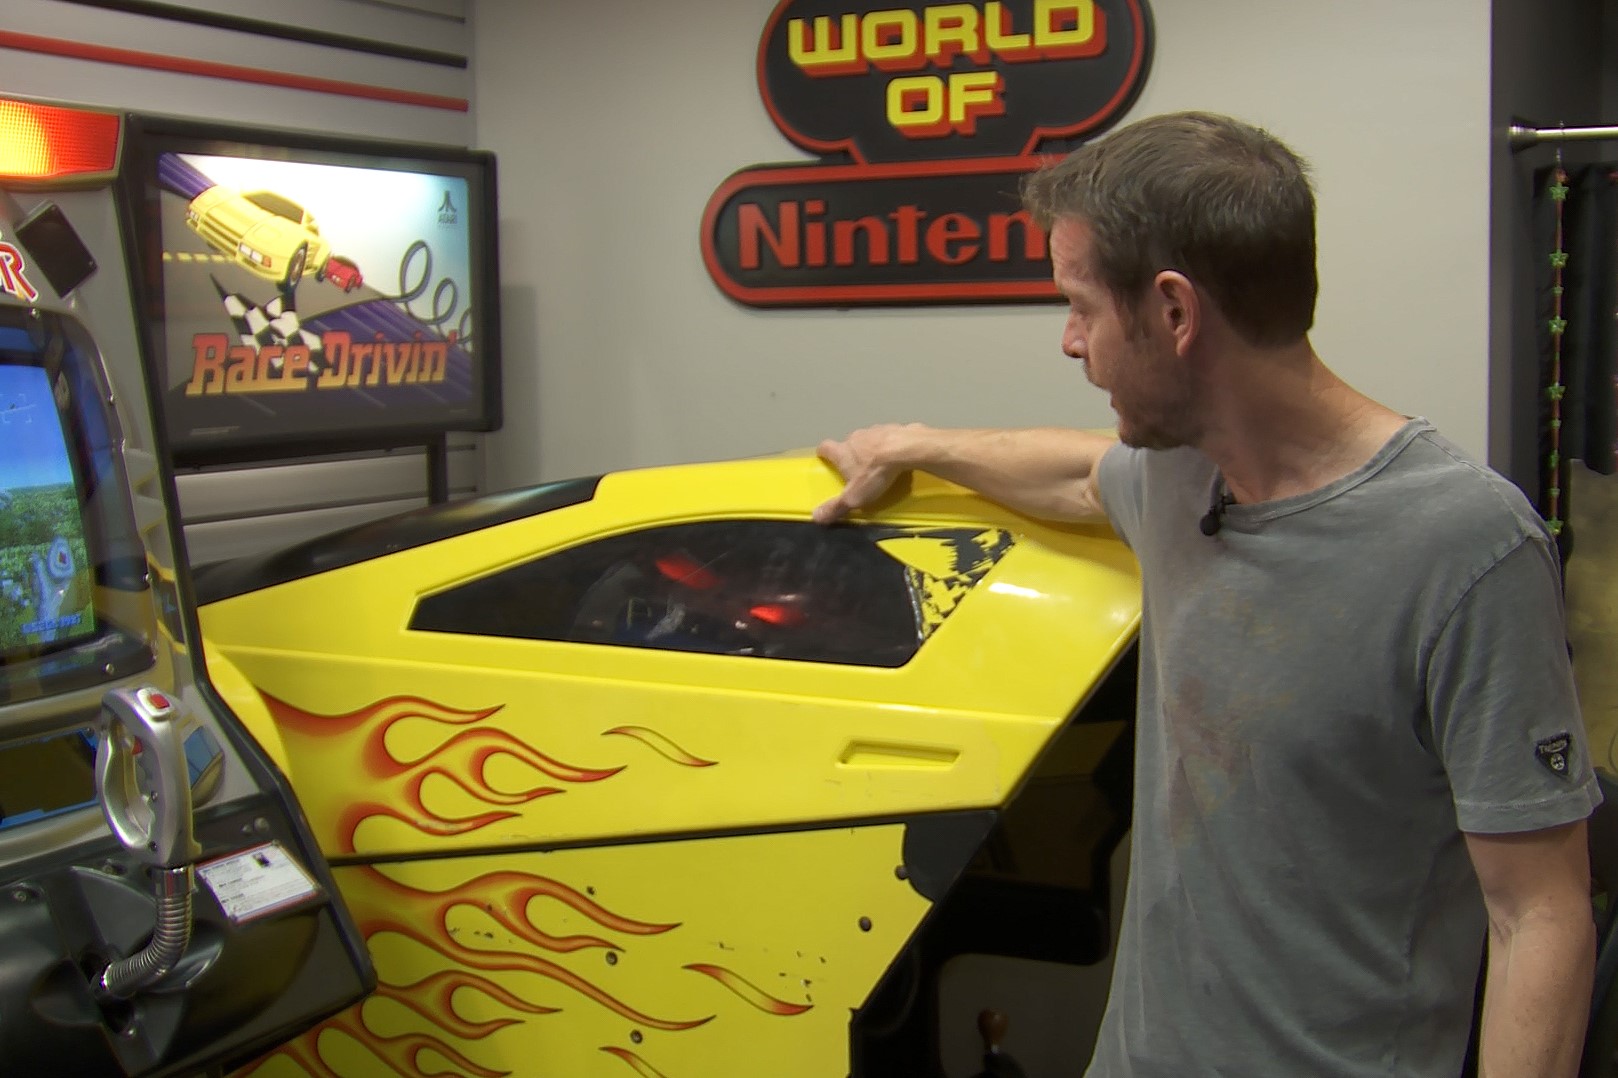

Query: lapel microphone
[1200,485,1235,536]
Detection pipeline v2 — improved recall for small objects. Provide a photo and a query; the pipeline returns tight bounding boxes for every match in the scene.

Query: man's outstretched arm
[1466,821,1597,1078]
[813,423,1117,524]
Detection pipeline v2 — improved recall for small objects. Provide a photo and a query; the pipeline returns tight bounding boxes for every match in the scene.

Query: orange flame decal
[350,863,702,1031]
[237,1010,510,1078]
[242,861,711,1076]
[263,694,624,852]
[366,868,680,952]
[603,725,717,767]
[684,963,813,1016]
[242,1010,508,1074]
[601,1046,675,1077]
[379,920,710,1031]
[239,694,788,1077]
[237,966,542,1077]
[378,969,559,1039]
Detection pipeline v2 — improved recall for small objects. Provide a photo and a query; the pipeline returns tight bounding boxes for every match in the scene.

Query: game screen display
[128,122,501,464]
[0,363,98,656]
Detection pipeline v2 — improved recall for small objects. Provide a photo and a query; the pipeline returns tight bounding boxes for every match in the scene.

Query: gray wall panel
[176,443,479,524]
[3,0,473,142]
[7,0,471,107]
[3,0,489,567]
[183,497,435,566]
[92,0,472,58]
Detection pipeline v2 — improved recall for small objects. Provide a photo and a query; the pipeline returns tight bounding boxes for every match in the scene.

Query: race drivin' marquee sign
[702,0,1153,307]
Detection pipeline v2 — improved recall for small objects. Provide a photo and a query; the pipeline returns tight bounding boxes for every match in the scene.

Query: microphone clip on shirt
[1200,485,1235,536]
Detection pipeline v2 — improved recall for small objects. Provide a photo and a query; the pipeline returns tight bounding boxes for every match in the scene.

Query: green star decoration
[1551,251,1570,268]
[1552,418,1563,430]
[1554,285,1565,296]
[1549,518,1565,535]
[1549,318,1568,336]
[1549,486,1562,500]
[1549,450,1561,469]
[1547,383,1567,400]
[1550,181,1570,201]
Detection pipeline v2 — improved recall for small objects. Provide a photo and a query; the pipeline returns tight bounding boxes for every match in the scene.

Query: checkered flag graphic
[214,280,327,373]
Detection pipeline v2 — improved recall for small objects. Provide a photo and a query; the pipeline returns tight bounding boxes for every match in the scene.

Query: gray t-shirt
[1088,419,1601,1077]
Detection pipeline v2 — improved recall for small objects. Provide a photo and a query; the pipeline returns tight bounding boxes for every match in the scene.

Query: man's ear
[1153,270,1199,355]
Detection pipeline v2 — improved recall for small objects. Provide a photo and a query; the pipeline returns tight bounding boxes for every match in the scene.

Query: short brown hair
[1022,112,1317,348]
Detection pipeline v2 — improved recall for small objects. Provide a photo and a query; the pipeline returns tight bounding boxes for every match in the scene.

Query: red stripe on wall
[0,29,469,112]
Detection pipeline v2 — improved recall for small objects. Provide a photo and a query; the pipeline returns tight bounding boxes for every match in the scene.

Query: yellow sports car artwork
[194,451,1142,1078]
[185,185,332,288]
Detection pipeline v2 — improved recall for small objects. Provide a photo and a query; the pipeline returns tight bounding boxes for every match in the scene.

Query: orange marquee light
[0,98,120,184]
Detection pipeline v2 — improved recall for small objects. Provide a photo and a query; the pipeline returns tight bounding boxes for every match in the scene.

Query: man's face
[1049,217,1197,450]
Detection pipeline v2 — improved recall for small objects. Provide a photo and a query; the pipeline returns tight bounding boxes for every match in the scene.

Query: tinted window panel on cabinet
[409,521,1013,668]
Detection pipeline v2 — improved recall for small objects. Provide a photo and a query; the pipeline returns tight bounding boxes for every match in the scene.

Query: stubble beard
[1116,416,1188,451]
[1109,347,1199,452]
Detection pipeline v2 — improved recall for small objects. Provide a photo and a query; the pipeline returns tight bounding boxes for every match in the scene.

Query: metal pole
[1509,123,1618,151]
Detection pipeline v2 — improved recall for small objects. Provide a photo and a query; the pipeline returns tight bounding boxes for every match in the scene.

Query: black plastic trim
[325,806,985,869]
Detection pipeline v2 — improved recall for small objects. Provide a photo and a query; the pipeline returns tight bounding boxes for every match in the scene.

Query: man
[814,113,1601,1077]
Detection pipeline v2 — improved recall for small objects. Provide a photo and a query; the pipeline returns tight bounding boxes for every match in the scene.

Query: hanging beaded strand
[1546,164,1569,537]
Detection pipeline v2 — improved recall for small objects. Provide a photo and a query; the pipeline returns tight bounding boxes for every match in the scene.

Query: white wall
[473,0,1493,490]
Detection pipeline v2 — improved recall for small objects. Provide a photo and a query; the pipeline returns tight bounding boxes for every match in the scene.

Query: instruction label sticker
[197,842,322,924]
